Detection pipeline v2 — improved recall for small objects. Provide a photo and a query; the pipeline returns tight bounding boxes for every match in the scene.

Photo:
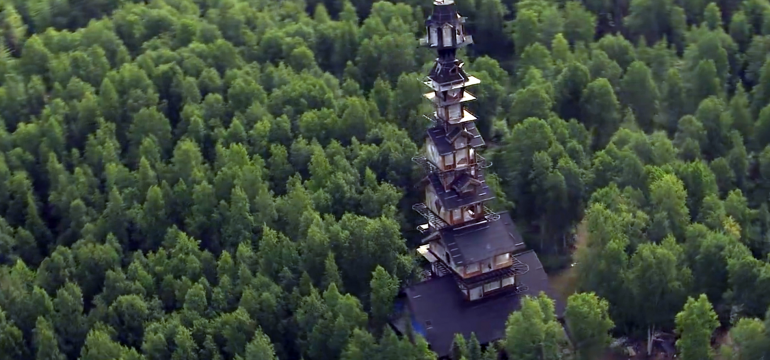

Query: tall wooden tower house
[395,0,563,357]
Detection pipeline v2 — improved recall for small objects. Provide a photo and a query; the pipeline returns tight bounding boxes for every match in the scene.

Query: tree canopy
[3,0,770,359]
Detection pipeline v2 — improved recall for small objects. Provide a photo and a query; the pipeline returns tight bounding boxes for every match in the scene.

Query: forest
[1,0,770,359]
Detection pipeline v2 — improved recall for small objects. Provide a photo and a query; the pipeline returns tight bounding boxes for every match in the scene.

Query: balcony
[454,257,530,289]
[412,154,490,175]
[417,244,439,263]
[424,114,437,128]
[484,206,500,221]
[423,76,481,92]
[424,91,477,106]
[475,154,492,169]
[412,155,439,174]
[412,203,449,231]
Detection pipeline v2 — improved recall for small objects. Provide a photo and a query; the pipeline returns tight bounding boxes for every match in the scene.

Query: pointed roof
[428,59,475,86]
[426,0,463,26]
[424,172,494,211]
[427,123,484,156]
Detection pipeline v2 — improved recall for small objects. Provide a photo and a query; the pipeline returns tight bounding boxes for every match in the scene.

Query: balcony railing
[513,282,530,295]
[412,203,449,231]
[475,154,492,169]
[511,255,530,275]
[412,155,438,174]
[433,260,453,278]
[484,206,500,221]
[412,154,491,175]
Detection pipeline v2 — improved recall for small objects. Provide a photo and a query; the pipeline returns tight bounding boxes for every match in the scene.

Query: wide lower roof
[403,250,563,358]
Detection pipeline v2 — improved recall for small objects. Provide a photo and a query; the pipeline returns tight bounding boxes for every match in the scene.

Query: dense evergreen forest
[3,0,770,359]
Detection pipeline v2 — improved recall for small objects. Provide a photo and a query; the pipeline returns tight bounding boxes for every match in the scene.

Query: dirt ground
[547,222,586,300]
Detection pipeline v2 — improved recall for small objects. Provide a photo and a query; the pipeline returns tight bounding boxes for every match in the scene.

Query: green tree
[467,333,482,360]
[724,317,769,360]
[504,293,567,360]
[0,306,24,360]
[620,61,659,132]
[451,334,468,360]
[34,317,65,360]
[370,266,398,331]
[581,78,621,149]
[627,239,691,356]
[565,292,614,360]
[675,294,719,360]
[242,329,278,360]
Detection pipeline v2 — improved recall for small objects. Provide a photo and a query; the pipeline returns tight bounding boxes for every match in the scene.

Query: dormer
[451,173,482,195]
[453,131,471,149]
[447,126,462,143]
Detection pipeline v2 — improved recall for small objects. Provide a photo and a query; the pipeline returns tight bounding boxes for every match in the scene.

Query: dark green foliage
[2,0,770,359]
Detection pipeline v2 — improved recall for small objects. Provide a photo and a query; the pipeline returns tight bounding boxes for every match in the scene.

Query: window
[466,263,480,273]
[482,260,492,273]
[452,209,462,221]
[502,276,515,287]
[456,149,468,166]
[483,280,500,293]
[470,287,482,300]
[496,253,511,265]
[445,252,451,264]
[444,155,454,168]
[448,104,461,119]
[430,28,438,46]
[455,138,468,149]
[463,209,473,222]
[442,25,453,47]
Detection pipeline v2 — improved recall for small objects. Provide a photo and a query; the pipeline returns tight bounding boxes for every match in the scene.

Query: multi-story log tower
[397,0,562,357]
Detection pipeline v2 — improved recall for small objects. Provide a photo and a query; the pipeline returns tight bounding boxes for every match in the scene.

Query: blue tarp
[394,299,427,337]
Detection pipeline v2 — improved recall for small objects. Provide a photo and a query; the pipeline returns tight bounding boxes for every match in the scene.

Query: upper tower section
[420,0,474,51]
[420,0,479,97]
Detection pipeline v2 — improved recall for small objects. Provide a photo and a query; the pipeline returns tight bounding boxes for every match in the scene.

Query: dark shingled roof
[428,59,472,85]
[437,211,526,265]
[404,250,564,358]
[427,123,484,156]
[427,172,494,210]
[426,2,461,27]
[450,172,479,193]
